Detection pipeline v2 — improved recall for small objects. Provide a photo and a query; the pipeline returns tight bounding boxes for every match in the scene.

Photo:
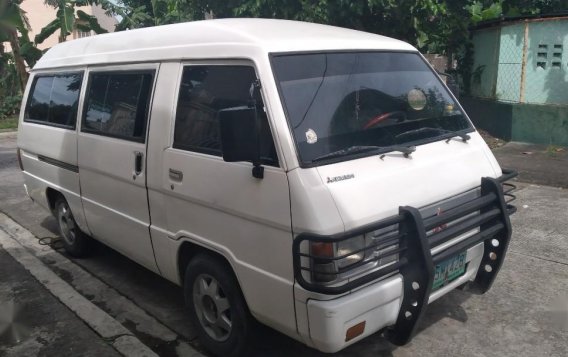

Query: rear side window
[82,71,154,142]
[173,65,278,166]
[25,73,83,128]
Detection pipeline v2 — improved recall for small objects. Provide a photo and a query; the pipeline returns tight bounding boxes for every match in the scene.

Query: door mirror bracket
[252,163,264,179]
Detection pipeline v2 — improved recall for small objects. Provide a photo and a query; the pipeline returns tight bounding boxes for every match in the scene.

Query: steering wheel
[363,111,406,129]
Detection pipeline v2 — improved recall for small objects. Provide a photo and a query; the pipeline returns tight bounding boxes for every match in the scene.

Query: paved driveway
[0,132,566,356]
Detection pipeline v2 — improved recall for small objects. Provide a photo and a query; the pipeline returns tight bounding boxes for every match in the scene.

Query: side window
[83,71,154,142]
[25,73,83,128]
[173,65,278,166]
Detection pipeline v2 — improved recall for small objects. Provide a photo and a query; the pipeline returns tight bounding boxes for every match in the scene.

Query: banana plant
[0,0,40,90]
[35,0,109,45]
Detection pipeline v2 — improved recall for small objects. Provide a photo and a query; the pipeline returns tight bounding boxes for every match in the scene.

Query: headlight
[336,235,365,269]
[310,235,365,282]
[309,229,399,284]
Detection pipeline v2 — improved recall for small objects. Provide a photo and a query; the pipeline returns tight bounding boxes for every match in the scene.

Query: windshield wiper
[395,127,471,143]
[312,145,416,162]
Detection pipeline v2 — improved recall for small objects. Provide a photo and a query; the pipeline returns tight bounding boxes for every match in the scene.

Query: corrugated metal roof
[471,12,568,30]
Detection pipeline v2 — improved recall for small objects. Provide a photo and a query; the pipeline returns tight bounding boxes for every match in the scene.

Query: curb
[0,222,159,357]
[0,130,17,137]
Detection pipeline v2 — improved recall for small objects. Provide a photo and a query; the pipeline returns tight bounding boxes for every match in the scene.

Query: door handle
[134,151,143,176]
[169,168,183,182]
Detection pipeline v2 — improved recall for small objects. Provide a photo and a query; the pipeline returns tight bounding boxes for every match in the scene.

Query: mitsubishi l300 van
[17,18,517,356]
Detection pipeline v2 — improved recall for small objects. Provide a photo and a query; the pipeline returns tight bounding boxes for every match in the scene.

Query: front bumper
[294,169,517,349]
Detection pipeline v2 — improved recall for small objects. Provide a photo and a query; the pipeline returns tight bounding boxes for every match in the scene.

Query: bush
[0,94,22,120]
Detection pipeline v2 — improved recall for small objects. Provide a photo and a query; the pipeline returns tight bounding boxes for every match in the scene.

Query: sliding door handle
[169,168,183,182]
[134,151,143,175]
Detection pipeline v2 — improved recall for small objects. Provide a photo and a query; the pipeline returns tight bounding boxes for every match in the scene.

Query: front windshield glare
[271,52,472,165]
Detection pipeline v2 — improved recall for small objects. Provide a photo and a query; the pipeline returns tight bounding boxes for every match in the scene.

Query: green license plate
[432,252,467,291]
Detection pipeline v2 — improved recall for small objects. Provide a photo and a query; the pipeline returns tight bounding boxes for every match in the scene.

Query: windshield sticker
[407,89,427,111]
[305,128,318,144]
[326,174,355,184]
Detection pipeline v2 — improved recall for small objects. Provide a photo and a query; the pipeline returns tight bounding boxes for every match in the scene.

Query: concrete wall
[469,18,568,146]
[471,28,500,98]
[424,54,450,73]
[90,4,118,35]
[462,96,568,146]
[20,1,60,50]
[524,20,568,105]
[471,18,568,105]
[495,23,524,102]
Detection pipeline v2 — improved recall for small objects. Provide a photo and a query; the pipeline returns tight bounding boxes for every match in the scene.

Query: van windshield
[271,51,473,166]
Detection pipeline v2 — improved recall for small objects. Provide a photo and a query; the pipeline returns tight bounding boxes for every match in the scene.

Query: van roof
[34,18,416,70]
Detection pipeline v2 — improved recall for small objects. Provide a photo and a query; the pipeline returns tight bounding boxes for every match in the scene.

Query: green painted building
[463,14,568,146]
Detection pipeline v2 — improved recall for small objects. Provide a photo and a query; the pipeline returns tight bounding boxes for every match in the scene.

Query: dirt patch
[478,129,506,150]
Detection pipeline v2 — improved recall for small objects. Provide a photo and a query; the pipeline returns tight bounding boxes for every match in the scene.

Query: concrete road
[0,247,121,357]
[0,131,567,356]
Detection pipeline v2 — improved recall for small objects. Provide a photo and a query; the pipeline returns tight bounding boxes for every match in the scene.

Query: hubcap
[193,274,232,342]
[57,203,76,246]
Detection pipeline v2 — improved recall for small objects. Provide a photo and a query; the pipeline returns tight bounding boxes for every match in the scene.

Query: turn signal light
[311,242,336,282]
[311,242,333,257]
[345,321,366,342]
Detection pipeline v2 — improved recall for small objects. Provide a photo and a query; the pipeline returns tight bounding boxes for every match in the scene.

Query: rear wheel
[184,254,253,357]
[54,197,90,257]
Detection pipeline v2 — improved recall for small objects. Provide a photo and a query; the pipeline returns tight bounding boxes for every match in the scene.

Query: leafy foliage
[0,51,19,94]
[0,0,42,92]
[0,93,22,120]
[36,0,110,44]
[76,10,109,34]
[0,47,22,119]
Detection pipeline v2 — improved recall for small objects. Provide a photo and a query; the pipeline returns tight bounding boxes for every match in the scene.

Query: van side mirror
[219,106,264,179]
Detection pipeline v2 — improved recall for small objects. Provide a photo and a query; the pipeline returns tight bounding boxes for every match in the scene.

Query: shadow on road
[37,211,473,357]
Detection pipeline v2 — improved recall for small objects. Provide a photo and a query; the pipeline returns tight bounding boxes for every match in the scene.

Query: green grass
[0,115,18,130]
[545,144,565,157]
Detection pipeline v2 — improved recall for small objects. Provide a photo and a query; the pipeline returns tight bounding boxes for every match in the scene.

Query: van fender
[174,233,251,304]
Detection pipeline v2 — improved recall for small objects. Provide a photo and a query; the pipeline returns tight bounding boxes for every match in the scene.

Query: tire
[54,197,90,257]
[184,254,254,357]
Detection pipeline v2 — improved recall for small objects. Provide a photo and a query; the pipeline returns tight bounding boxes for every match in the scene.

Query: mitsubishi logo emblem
[433,207,448,233]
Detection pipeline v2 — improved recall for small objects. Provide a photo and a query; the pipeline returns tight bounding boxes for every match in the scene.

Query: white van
[17,19,517,356]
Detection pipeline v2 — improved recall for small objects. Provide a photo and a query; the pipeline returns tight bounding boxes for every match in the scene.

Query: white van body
[17,19,516,354]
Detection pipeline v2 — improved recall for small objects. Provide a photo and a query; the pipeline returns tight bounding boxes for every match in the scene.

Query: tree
[107,0,568,93]
[35,0,109,45]
[111,0,196,30]
[502,0,568,16]
[0,0,40,91]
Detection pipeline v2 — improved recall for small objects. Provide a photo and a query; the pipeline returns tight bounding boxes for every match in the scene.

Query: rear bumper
[294,169,518,349]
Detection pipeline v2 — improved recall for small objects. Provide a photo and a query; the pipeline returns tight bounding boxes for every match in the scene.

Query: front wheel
[184,254,254,357]
[54,197,90,257]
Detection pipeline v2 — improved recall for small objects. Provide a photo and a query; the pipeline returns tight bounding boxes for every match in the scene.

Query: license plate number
[432,252,467,291]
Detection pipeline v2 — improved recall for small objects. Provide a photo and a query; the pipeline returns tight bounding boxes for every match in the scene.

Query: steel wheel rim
[57,203,76,246]
[192,273,232,342]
